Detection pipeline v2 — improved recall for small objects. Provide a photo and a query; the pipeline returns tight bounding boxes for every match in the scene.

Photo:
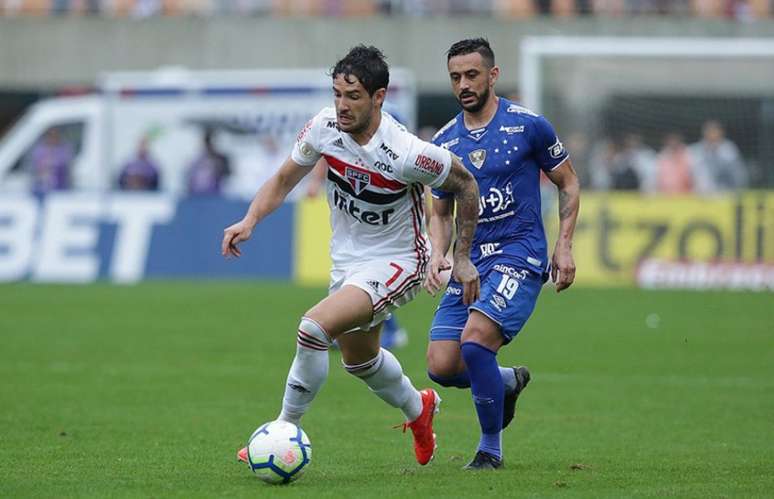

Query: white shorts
[329,256,426,331]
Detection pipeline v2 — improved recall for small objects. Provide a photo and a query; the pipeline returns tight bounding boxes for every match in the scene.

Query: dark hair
[331,45,390,96]
[447,38,495,68]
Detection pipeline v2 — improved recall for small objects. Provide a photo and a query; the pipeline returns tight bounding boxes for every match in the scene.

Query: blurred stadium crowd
[564,120,749,195]
[25,118,749,195]
[1,0,771,19]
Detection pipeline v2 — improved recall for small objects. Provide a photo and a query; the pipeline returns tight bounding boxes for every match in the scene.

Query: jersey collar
[460,97,502,143]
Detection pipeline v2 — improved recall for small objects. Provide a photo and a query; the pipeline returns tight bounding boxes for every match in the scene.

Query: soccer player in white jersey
[222,45,480,466]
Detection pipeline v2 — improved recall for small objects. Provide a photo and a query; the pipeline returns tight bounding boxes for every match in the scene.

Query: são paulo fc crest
[346,167,371,194]
[469,149,486,169]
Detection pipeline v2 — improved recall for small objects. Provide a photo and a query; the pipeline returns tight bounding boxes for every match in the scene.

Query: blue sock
[461,342,504,460]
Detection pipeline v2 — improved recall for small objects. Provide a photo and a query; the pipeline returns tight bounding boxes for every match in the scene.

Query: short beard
[459,86,490,113]
[342,112,370,135]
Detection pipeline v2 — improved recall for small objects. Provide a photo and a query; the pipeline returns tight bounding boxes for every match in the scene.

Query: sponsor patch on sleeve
[414,154,444,175]
[297,120,312,142]
[298,141,316,160]
[548,138,566,159]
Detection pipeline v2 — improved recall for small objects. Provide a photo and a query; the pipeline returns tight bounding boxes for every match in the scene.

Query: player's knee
[427,369,471,389]
[461,316,503,351]
[426,343,462,374]
[461,323,487,344]
[339,341,380,367]
[343,349,384,379]
[426,353,457,378]
[296,316,333,351]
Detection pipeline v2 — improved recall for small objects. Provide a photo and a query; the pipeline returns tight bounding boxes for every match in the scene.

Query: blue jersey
[431,98,569,274]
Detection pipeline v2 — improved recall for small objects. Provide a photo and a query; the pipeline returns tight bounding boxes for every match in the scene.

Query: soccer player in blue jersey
[424,38,580,470]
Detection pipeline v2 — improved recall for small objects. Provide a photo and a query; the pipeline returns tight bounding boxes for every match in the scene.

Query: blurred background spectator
[187,128,231,195]
[689,120,747,194]
[28,126,73,193]
[656,132,694,194]
[118,135,161,191]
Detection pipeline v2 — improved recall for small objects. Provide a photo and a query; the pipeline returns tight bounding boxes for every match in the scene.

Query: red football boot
[402,388,441,465]
[237,447,248,464]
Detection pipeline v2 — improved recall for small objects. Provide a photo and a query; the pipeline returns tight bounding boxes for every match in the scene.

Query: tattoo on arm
[552,162,580,244]
[438,159,479,258]
[559,189,573,221]
[429,198,454,254]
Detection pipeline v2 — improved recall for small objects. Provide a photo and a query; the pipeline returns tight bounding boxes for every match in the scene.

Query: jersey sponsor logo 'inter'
[333,190,395,226]
[346,167,370,195]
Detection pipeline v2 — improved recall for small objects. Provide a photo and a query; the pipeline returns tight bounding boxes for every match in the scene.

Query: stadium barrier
[1,191,771,289]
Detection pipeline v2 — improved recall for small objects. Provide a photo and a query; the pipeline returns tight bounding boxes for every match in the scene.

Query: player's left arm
[545,159,580,292]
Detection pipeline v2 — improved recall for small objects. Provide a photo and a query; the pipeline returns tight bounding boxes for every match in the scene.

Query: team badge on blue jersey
[469,149,486,169]
[346,168,370,195]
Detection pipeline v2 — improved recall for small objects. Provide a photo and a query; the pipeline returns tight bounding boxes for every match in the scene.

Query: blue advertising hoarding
[0,193,293,283]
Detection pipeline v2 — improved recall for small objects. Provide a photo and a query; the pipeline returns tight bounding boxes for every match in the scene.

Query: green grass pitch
[1,282,772,498]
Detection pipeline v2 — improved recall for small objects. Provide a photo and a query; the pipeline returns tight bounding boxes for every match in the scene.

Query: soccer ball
[246,420,312,484]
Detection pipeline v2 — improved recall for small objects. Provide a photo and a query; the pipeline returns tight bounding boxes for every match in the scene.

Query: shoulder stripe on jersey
[327,169,406,205]
[323,154,406,191]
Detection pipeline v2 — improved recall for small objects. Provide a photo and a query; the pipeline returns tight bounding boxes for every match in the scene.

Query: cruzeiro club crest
[346,167,371,194]
[469,149,486,169]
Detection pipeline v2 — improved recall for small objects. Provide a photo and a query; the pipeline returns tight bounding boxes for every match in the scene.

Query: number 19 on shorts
[496,274,520,299]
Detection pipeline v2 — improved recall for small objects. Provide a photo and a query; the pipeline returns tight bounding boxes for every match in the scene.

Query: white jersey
[292,107,452,268]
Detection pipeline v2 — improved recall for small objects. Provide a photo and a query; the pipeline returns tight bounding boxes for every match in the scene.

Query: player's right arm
[222,157,311,258]
[223,113,324,258]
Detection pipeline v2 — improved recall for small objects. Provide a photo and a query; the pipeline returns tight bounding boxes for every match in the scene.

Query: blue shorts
[429,261,545,344]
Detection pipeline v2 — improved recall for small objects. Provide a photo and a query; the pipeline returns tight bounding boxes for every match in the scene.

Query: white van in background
[0,67,417,198]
